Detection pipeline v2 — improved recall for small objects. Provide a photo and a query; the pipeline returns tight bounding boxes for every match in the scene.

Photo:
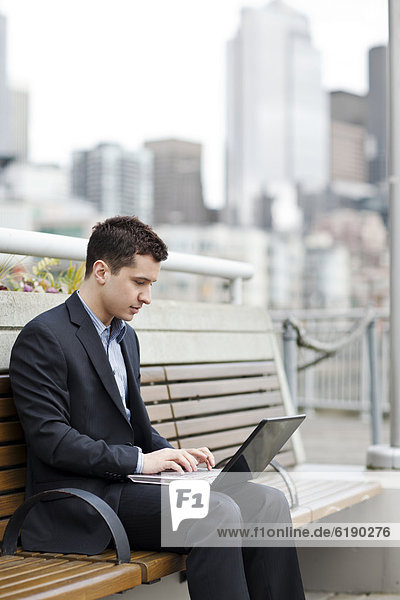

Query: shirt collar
[77,291,127,344]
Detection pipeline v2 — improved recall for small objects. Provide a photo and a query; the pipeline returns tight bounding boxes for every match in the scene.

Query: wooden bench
[0,296,382,599]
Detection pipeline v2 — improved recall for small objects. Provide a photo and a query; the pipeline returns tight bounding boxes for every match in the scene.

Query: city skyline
[226,1,328,228]
[0,0,388,208]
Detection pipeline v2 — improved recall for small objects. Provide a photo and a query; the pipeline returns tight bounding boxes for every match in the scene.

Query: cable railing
[0,227,255,304]
[270,308,389,446]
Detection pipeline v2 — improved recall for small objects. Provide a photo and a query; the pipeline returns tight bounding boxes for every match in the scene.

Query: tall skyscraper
[11,87,29,161]
[330,91,367,183]
[0,13,11,159]
[144,138,212,225]
[71,142,153,223]
[367,46,387,185]
[225,0,328,227]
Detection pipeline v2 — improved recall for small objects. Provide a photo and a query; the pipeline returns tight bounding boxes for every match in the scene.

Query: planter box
[0,291,68,372]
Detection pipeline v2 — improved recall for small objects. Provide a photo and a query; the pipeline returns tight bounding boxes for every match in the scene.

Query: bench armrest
[270,459,298,509]
[1,487,131,564]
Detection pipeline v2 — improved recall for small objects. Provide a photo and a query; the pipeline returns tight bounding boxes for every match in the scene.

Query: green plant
[0,256,86,293]
[0,255,26,290]
[58,261,86,294]
[32,257,60,290]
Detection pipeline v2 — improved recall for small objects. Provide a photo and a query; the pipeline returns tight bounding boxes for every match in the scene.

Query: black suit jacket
[9,291,171,554]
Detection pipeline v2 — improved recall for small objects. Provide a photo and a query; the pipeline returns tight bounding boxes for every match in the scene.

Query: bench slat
[0,558,71,581]
[0,397,18,419]
[140,367,165,384]
[145,403,173,422]
[0,422,24,443]
[52,550,157,564]
[0,375,11,394]
[168,376,280,400]
[179,426,256,450]
[0,561,109,593]
[0,492,25,518]
[0,468,26,493]
[174,407,283,437]
[0,557,44,572]
[306,481,382,522]
[0,561,141,598]
[0,557,25,565]
[141,385,169,403]
[18,563,142,599]
[152,422,177,440]
[0,444,26,467]
[171,391,282,418]
[131,552,186,583]
[164,361,276,381]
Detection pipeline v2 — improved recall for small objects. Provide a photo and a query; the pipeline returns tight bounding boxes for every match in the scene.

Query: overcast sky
[0,0,388,208]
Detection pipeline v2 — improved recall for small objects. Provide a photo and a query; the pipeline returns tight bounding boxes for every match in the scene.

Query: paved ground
[300,409,390,465]
[301,410,396,599]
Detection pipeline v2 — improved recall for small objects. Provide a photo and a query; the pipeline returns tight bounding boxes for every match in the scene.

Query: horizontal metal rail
[0,227,254,304]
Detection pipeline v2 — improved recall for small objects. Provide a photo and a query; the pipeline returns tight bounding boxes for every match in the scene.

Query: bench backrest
[0,294,305,543]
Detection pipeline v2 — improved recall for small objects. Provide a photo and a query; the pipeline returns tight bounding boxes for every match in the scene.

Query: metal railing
[270,308,390,445]
[0,227,254,304]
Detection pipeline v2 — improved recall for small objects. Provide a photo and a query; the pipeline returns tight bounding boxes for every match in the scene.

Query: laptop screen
[222,414,306,477]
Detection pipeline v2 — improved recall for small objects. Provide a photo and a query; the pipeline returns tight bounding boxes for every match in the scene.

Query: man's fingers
[162,449,198,471]
[174,450,197,472]
[199,447,215,467]
[186,447,216,469]
[164,460,184,473]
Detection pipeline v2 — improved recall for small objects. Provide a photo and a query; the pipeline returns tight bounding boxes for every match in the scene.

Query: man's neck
[78,284,112,326]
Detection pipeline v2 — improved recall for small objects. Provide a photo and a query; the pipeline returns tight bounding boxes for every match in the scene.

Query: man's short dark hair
[85,216,168,278]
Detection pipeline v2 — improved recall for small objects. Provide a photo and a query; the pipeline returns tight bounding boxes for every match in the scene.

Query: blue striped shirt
[77,292,143,473]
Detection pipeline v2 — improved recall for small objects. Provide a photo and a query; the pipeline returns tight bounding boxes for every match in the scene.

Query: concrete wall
[0,291,276,370]
[298,485,400,593]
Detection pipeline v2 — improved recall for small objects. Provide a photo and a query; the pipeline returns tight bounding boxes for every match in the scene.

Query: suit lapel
[121,336,153,450]
[66,292,130,422]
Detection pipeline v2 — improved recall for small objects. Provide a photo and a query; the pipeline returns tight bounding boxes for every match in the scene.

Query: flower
[23,284,33,292]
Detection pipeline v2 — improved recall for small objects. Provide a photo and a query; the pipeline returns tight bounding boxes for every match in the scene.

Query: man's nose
[139,286,151,305]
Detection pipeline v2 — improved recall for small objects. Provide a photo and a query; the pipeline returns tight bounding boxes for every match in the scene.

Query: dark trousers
[118,481,305,600]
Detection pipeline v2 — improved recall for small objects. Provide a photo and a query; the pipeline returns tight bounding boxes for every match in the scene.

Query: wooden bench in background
[0,297,382,599]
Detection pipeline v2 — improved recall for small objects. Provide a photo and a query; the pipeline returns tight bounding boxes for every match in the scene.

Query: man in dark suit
[10,216,305,599]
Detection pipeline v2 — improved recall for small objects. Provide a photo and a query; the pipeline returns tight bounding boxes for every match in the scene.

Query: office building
[225,0,328,227]
[71,142,153,223]
[10,87,29,162]
[367,46,387,185]
[0,162,69,206]
[330,91,368,183]
[144,138,211,225]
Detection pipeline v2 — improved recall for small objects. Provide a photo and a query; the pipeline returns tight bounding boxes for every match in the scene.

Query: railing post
[283,320,298,412]
[230,277,242,305]
[367,318,382,445]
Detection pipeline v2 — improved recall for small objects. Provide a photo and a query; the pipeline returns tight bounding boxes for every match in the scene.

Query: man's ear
[92,260,109,285]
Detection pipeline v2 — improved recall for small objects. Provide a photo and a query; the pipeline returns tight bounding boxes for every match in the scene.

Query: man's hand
[142,447,215,474]
[185,447,215,471]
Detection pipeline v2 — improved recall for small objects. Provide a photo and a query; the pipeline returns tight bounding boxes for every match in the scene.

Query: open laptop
[128,414,305,488]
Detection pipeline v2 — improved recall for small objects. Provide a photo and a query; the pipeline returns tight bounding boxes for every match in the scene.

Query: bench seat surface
[0,554,141,599]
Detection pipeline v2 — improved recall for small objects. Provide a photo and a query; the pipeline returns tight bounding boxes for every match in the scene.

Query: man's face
[99,254,161,325]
